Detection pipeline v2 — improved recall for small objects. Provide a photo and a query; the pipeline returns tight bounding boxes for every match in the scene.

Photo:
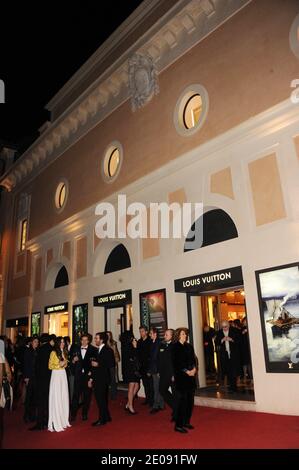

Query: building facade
[1,0,299,415]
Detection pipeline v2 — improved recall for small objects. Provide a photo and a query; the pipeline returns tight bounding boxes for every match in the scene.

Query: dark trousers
[36,379,50,427]
[13,368,23,400]
[204,349,216,373]
[141,373,153,405]
[159,375,176,410]
[94,383,111,423]
[174,389,194,427]
[24,378,37,421]
[221,354,237,391]
[109,367,117,400]
[71,374,92,418]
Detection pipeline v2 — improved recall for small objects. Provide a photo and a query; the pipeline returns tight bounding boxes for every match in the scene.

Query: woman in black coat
[122,335,140,415]
[172,328,197,433]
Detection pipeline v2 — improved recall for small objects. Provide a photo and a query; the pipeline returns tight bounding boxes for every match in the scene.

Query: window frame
[174,84,209,137]
[101,141,123,183]
[54,179,69,213]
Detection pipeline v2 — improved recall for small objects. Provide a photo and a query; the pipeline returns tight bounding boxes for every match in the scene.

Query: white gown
[48,363,71,432]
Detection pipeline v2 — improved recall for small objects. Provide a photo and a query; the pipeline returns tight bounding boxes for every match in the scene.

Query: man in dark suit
[29,334,55,431]
[70,333,97,421]
[90,332,115,426]
[158,329,176,415]
[215,320,240,392]
[137,326,152,406]
[23,336,39,423]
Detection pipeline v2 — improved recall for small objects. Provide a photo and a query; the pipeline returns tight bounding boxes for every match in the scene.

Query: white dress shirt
[81,346,88,360]
[223,329,230,358]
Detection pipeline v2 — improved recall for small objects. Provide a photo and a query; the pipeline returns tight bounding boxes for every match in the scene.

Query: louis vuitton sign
[93,289,132,307]
[174,266,243,293]
[45,302,68,314]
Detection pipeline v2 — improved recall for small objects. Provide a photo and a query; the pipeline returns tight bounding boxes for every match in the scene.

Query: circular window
[102,142,123,183]
[174,84,209,136]
[289,14,299,60]
[55,180,68,212]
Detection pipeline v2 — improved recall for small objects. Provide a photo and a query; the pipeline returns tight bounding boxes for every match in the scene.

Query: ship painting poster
[139,289,167,339]
[256,262,299,372]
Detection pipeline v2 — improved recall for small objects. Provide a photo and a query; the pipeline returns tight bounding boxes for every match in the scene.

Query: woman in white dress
[48,337,71,432]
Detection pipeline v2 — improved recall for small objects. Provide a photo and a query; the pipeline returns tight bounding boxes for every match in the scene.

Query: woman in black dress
[172,327,197,433]
[124,337,140,415]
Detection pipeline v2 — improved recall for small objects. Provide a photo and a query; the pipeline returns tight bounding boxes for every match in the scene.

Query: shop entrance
[44,302,69,338]
[48,312,69,337]
[105,304,133,381]
[6,317,29,342]
[94,289,133,383]
[193,288,254,401]
[175,266,255,401]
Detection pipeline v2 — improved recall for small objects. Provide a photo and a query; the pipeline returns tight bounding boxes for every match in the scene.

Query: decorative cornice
[0,0,251,192]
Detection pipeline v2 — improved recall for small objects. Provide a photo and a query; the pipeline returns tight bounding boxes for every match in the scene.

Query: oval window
[55,181,68,211]
[174,84,209,137]
[102,142,123,183]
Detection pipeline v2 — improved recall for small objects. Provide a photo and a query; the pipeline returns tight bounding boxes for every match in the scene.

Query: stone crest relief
[128,54,159,111]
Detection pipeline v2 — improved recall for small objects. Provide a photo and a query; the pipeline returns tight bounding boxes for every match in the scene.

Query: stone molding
[0,0,251,192]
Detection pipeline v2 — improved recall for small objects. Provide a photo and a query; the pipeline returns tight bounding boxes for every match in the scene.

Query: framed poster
[31,312,41,336]
[256,262,299,372]
[72,303,88,345]
[139,289,168,339]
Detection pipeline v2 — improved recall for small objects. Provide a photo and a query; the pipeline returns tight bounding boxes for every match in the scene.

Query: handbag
[1,378,13,410]
[0,388,5,408]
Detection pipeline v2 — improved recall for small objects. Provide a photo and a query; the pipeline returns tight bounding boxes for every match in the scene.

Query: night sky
[0,1,144,154]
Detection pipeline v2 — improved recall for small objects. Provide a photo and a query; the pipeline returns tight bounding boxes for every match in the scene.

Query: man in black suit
[137,326,152,406]
[23,336,39,423]
[29,334,55,431]
[158,329,176,414]
[90,332,115,426]
[215,320,240,392]
[70,333,97,421]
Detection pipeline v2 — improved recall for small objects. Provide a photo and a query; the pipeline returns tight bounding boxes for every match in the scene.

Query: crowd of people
[0,318,252,447]
[0,325,198,446]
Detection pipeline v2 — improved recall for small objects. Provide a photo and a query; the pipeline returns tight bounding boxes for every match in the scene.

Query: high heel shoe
[124,404,129,412]
[128,408,137,415]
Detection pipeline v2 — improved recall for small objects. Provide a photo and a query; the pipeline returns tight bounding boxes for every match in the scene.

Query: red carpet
[3,394,299,449]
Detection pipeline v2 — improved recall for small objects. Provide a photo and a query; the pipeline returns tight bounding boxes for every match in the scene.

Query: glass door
[48,312,69,337]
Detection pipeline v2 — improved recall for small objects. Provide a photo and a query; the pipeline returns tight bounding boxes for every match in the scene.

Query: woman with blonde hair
[172,328,197,433]
[48,337,71,432]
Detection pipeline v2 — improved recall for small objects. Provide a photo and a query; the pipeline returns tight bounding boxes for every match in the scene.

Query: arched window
[54,265,69,288]
[104,244,131,274]
[184,209,238,252]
